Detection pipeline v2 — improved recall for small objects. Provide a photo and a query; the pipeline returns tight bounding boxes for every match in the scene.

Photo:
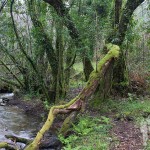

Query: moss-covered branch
[0,142,16,150]
[24,44,120,150]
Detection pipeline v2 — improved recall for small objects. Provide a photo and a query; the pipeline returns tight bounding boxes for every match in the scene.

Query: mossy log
[24,43,119,150]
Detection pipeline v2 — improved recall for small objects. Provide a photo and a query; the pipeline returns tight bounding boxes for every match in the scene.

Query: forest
[0,0,150,149]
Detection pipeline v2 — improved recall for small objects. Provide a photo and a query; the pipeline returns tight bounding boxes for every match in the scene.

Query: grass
[100,95,150,120]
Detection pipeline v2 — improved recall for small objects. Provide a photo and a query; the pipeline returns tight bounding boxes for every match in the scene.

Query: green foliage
[59,116,112,150]
[99,97,150,122]
[145,140,150,150]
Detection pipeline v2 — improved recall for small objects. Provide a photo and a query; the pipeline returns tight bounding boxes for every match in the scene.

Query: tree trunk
[108,0,144,92]
[55,21,65,103]
[43,0,94,80]
[28,0,58,102]
[114,0,122,26]
[83,57,94,81]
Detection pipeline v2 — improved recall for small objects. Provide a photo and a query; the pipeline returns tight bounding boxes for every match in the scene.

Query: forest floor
[110,120,144,150]
[5,89,150,150]
[63,87,150,150]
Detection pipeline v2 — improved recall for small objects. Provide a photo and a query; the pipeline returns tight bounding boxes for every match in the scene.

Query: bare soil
[111,120,144,150]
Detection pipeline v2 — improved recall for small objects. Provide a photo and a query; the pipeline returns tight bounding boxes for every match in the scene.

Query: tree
[106,0,145,93]
[0,0,148,149]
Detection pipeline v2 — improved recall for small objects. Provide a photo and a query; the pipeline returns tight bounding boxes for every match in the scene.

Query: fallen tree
[0,43,120,150]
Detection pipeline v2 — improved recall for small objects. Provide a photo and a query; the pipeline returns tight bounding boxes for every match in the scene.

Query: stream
[0,93,62,150]
[0,93,41,143]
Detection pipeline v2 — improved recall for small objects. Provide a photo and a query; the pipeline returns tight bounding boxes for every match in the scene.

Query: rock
[40,135,62,150]
[0,98,7,106]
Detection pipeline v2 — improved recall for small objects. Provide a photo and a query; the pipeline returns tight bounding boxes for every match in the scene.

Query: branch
[0,0,7,13]
[64,53,76,71]
[0,142,16,150]
[5,134,32,144]
[0,77,20,88]
[0,60,24,88]
[0,43,26,74]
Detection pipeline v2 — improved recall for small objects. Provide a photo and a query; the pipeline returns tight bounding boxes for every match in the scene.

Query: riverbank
[7,95,47,119]
[1,91,150,149]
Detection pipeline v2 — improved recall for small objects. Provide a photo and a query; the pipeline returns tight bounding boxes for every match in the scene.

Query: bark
[55,21,65,103]
[64,45,76,91]
[28,0,71,103]
[83,57,94,81]
[114,0,122,26]
[60,111,78,136]
[92,59,115,104]
[24,44,120,150]
[28,0,58,78]
[114,0,145,45]
[43,0,94,80]
[108,0,144,92]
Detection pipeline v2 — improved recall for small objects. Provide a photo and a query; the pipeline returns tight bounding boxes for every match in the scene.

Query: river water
[0,93,41,142]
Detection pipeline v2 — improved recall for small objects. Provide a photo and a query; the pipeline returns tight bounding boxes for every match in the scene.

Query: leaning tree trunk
[23,44,120,150]
[0,44,120,150]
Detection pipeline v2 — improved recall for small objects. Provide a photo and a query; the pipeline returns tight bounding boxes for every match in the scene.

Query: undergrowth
[59,115,112,150]
[59,95,150,149]
[98,94,150,122]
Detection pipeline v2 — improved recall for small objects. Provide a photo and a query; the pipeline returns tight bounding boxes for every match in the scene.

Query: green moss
[88,43,120,80]
[97,44,120,72]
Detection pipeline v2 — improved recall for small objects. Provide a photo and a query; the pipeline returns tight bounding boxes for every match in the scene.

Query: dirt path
[111,120,144,150]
